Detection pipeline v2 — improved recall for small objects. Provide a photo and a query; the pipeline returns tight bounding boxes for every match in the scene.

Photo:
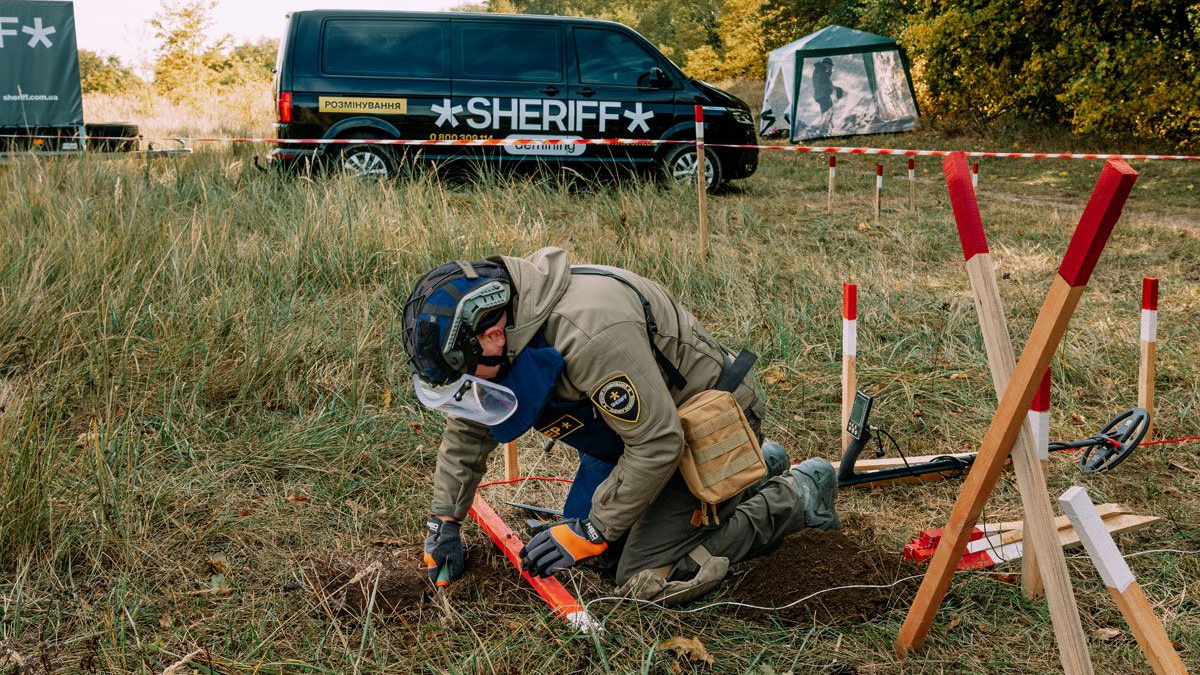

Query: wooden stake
[972,161,980,189]
[827,155,837,211]
[874,163,883,221]
[896,158,1139,672]
[842,283,857,452]
[908,157,916,212]
[1059,487,1189,675]
[695,105,708,265]
[946,151,1056,600]
[1139,277,1158,440]
[504,440,520,481]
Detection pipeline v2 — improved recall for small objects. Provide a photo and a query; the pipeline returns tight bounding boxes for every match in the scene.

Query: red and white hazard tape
[3,132,1198,161]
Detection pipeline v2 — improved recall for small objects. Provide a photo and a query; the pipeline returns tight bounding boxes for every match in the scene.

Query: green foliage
[149,0,277,104]
[207,38,280,89]
[149,0,224,102]
[498,0,723,70]
[902,0,1200,148]
[78,50,143,95]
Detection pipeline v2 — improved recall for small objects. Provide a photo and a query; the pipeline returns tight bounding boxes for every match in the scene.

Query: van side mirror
[638,67,672,90]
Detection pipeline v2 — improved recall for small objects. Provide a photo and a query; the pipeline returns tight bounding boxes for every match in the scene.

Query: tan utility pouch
[678,389,766,525]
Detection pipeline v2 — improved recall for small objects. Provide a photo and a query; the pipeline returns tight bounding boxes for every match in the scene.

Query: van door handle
[540,86,560,96]
[578,87,595,98]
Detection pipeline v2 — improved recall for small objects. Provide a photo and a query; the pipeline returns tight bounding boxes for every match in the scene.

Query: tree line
[498,0,1198,148]
[82,0,1197,147]
[79,0,276,103]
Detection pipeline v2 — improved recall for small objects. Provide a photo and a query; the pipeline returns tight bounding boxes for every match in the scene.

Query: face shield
[412,373,518,426]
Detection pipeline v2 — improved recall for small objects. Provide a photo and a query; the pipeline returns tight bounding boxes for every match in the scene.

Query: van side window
[575,28,661,87]
[322,20,446,77]
[458,24,562,82]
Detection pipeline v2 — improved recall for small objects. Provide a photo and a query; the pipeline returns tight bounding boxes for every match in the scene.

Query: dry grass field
[0,84,1197,674]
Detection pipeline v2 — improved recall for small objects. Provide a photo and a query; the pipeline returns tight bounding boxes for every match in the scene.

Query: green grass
[0,127,1198,674]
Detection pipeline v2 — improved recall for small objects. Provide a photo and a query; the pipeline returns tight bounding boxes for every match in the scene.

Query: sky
[70,0,460,69]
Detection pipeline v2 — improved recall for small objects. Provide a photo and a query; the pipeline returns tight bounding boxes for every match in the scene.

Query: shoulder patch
[591,373,641,424]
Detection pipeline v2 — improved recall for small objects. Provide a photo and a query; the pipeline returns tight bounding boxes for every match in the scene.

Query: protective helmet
[402,259,513,386]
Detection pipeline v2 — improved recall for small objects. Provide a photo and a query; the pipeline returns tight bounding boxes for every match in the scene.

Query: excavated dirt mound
[309,539,433,616]
[732,529,922,623]
[309,537,526,618]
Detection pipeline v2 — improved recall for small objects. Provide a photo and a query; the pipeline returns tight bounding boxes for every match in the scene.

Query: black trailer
[0,0,178,162]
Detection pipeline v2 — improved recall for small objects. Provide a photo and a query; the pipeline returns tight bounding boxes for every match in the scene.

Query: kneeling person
[403,248,838,604]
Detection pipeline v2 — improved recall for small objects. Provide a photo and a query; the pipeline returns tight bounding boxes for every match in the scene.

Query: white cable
[1119,548,1198,558]
[573,546,1198,624]
[581,573,926,617]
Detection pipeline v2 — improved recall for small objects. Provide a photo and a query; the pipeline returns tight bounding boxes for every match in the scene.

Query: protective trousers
[612,470,808,604]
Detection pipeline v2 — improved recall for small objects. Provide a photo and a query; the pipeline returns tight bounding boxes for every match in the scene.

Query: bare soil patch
[732,528,922,623]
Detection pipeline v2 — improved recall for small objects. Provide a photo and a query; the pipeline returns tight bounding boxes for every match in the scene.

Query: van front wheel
[661,145,723,192]
[338,144,394,178]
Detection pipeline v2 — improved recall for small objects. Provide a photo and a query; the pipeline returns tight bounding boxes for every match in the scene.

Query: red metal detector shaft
[469,492,601,633]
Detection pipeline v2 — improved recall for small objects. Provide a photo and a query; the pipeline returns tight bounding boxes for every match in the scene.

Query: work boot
[760,441,790,479]
[742,440,790,499]
[789,458,841,531]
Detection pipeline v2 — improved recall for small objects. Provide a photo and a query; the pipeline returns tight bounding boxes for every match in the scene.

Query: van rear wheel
[661,144,723,192]
[338,144,394,178]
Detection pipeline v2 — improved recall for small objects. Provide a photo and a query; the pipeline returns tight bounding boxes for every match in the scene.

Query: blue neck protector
[488,339,564,443]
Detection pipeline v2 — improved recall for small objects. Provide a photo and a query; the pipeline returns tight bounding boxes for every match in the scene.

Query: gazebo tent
[760,26,920,142]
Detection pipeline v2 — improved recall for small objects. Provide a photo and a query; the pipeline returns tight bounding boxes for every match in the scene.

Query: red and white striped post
[842,282,858,451]
[1139,278,1158,439]
[900,154,1140,670]
[827,154,837,211]
[908,157,916,212]
[874,163,884,220]
[972,161,980,188]
[1028,368,1051,469]
[694,105,708,264]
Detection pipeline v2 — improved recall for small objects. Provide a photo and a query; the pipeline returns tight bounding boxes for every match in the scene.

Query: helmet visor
[412,373,518,426]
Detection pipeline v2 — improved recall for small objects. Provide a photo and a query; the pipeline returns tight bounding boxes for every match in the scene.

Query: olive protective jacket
[429,247,760,541]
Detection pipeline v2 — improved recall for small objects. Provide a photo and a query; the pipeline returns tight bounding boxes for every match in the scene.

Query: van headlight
[731,109,753,126]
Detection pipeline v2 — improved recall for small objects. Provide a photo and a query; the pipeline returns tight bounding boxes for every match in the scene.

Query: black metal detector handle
[837,391,875,485]
[837,425,874,485]
[1049,407,1149,474]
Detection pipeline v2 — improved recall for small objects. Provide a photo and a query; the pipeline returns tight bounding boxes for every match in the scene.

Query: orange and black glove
[519,518,607,577]
[423,517,464,584]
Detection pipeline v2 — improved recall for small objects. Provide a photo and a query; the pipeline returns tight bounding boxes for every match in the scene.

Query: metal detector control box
[846,390,872,439]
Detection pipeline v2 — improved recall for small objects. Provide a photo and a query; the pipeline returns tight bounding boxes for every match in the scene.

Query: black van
[269,10,758,189]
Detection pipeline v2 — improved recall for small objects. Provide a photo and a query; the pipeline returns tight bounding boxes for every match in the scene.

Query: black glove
[519,518,607,578]
[423,517,464,583]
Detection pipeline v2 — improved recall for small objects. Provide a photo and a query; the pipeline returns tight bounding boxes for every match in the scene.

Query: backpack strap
[571,267,688,390]
[713,348,757,393]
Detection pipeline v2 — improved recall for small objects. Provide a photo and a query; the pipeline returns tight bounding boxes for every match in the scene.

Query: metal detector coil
[1058,407,1149,474]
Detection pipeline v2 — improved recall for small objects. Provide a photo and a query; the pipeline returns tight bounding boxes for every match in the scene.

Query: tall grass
[0,131,1197,673]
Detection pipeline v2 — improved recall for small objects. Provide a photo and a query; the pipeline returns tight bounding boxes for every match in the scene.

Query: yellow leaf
[1091,627,1122,642]
[383,388,392,410]
[658,636,714,666]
